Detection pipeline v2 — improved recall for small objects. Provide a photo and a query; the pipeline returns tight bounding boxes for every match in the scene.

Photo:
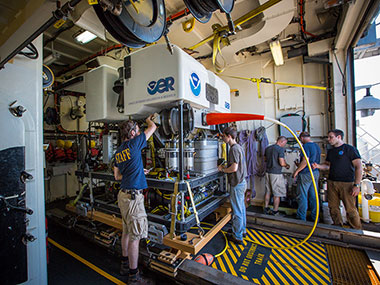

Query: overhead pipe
[0,0,83,70]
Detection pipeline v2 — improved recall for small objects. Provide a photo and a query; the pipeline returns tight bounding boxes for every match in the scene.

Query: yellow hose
[252,117,319,250]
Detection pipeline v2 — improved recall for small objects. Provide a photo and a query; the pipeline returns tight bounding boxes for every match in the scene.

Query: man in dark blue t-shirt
[114,115,156,282]
[313,129,362,229]
[293,132,321,221]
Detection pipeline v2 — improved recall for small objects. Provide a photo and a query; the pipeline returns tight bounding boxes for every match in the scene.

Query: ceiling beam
[44,46,81,61]
[44,32,94,54]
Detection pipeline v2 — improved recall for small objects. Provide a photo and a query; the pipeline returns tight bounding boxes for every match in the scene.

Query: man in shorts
[114,115,156,282]
[264,136,290,216]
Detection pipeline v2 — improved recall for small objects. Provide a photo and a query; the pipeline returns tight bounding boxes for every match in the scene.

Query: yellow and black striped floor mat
[212,227,331,284]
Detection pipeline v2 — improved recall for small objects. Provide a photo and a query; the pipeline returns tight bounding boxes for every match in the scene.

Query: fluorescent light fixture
[270,40,284,66]
[74,30,97,44]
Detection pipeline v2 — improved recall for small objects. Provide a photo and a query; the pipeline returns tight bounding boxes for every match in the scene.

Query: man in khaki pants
[114,115,156,282]
[313,129,363,229]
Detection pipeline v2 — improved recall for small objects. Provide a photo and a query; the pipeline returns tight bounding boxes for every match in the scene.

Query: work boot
[227,229,246,238]
[120,260,129,276]
[128,270,141,283]
[226,233,244,245]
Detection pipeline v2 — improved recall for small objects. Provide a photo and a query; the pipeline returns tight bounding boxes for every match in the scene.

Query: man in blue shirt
[293,132,321,221]
[114,115,156,282]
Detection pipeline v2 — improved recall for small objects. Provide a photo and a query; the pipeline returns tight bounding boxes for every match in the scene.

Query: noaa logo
[225,102,230,110]
[147,77,175,95]
[339,150,344,155]
[190,73,201,96]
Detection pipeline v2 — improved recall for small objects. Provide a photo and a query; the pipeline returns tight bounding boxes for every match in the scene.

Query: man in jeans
[293,132,321,221]
[114,115,156,282]
[264,136,290,216]
[218,127,247,245]
[313,129,362,229]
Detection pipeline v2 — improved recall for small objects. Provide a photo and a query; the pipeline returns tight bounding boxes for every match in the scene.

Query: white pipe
[360,179,375,223]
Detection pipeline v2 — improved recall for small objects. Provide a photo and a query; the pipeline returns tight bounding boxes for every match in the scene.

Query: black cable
[18,43,39,59]
[333,51,347,96]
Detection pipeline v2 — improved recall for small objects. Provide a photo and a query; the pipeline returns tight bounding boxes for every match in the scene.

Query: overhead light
[356,87,380,117]
[270,40,284,66]
[74,30,97,44]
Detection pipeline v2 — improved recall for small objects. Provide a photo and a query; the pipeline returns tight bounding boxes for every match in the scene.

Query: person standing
[264,136,290,216]
[218,127,248,245]
[113,115,156,282]
[293,132,321,221]
[313,129,362,229]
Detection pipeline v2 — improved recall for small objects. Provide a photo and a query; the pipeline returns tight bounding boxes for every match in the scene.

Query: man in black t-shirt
[313,129,362,229]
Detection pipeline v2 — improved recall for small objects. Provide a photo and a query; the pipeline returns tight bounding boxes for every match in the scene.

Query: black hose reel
[183,0,235,33]
[93,0,236,48]
[93,0,167,48]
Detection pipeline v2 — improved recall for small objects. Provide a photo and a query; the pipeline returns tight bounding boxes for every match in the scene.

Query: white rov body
[85,44,231,122]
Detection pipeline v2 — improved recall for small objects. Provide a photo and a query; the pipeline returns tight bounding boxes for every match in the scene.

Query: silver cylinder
[194,139,218,174]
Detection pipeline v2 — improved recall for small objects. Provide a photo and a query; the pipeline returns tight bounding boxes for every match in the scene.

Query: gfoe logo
[189,73,201,96]
[147,76,175,95]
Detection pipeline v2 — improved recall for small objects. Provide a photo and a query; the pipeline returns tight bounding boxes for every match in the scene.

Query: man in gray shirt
[218,127,247,245]
[264,136,289,216]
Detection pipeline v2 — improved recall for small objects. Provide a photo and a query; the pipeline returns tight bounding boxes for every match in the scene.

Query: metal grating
[211,227,331,284]
[326,244,380,285]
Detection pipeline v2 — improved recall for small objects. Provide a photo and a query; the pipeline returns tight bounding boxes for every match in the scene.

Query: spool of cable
[93,0,166,47]
[43,65,54,89]
[183,0,235,23]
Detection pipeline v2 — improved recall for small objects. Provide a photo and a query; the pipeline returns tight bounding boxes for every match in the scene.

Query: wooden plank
[66,204,123,230]
[163,212,231,255]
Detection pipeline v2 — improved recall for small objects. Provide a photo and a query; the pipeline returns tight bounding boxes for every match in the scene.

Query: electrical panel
[279,114,303,138]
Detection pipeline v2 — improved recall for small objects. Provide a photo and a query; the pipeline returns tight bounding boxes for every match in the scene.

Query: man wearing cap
[293,132,321,221]
[113,115,156,282]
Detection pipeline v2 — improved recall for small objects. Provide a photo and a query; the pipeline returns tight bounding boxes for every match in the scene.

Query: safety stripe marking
[265,232,309,285]
[241,274,249,280]
[255,231,297,285]
[222,253,238,276]
[283,235,330,280]
[227,247,238,264]
[265,266,281,284]
[280,235,329,284]
[272,234,323,285]
[48,238,126,285]
[213,227,331,284]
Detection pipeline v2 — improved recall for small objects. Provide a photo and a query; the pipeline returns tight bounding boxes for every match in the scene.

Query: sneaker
[226,233,244,245]
[263,207,271,215]
[128,270,141,283]
[271,210,281,217]
[120,260,129,276]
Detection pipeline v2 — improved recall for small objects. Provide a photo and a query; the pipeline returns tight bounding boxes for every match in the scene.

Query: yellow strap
[87,0,98,5]
[222,75,327,98]
[212,34,226,73]
[169,181,179,239]
[129,0,139,14]
[185,181,204,237]
[187,0,282,51]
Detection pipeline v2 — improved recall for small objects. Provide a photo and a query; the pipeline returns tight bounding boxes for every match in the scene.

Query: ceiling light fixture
[270,40,284,66]
[74,30,97,44]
